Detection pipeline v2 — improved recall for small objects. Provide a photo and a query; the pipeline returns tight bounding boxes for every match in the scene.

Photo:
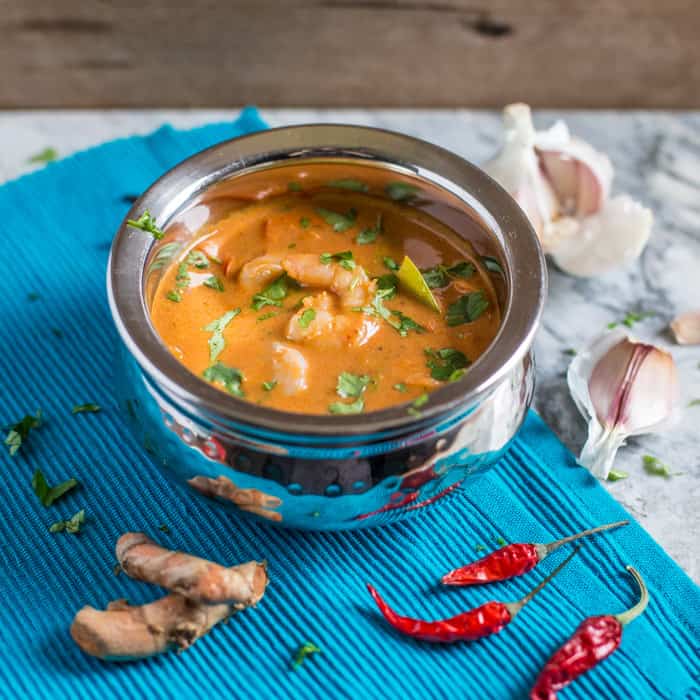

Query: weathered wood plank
[1,1,698,108]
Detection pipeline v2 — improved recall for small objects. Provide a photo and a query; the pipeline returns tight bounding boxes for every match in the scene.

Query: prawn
[238,255,283,289]
[282,254,375,307]
[271,342,309,395]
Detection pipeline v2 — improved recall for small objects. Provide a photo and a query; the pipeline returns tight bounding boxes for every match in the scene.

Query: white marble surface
[1,109,698,581]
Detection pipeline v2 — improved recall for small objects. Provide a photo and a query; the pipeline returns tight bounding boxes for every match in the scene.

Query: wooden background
[1,1,698,108]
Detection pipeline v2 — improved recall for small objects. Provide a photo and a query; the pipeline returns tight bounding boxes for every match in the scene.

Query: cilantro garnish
[329,398,364,415]
[481,256,504,275]
[315,207,357,232]
[337,372,372,398]
[300,217,311,229]
[642,455,680,478]
[291,641,321,670]
[446,291,489,326]
[252,274,291,311]
[186,250,209,269]
[607,311,654,329]
[386,182,420,201]
[390,310,426,337]
[4,410,42,456]
[328,179,368,192]
[203,309,240,363]
[393,383,407,392]
[32,470,79,507]
[607,469,629,482]
[375,273,398,299]
[262,380,278,392]
[421,261,475,289]
[29,147,58,164]
[408,393,429,416]
[49,509,85,534]
[257,312,278,322]
[356,214,383,244]
[288,181,303,192]
[127,210,164,240]
[361,288,425,336]
[203,275,224,292]
[383,256,399,271]
[424,347,470,382]
[203,362,245,397]
[299,308,317,329]
[175,262,191,289]
[166,290,182,303]
[72,403,101,414]
[319,251,355,270]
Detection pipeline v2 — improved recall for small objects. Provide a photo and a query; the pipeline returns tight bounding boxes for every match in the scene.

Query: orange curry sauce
[150,186,501,415]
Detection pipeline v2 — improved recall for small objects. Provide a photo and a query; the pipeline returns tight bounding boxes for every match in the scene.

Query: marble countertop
[1,109,698,581]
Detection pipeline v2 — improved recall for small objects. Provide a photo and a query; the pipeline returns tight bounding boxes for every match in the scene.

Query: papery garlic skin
[670,311,700,345]
[484,104,653,278]
[567,330,679,479]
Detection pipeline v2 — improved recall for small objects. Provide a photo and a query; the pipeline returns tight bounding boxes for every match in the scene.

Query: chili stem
[615,566,649,626]
[544,519,629,556]
[505,545,581,617]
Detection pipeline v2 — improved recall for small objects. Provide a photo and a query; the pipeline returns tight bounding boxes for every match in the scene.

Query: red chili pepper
[442,520,629,586]
[530,566,648,700]
[368,546,579,644]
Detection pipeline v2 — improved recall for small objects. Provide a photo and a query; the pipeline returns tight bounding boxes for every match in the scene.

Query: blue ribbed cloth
[0,108,697,700]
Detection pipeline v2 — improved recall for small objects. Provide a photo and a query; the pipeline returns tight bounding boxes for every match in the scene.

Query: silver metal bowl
[107,124,546,529]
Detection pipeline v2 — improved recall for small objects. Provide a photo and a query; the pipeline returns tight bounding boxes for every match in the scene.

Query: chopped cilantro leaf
[408,393,429,416]
[166,290,182,303]
[299,308,317,329]
[288,181,302,192]
[252,274,291,310]
[361,288,425,336]
[49,509,85,534]
[421,261,475,289]
[262,380,277,392]
[291,641,321,670]
[446,291,489,326]
[337,372,372,399]
[319,250,355,270]
[356,214,383,244]
[393,383,407,392]
[203,275,224,292]
[375,273,398,299]
[186,250,209,269]
[257,311,277,322]
[72,403,101,414]
[608,311,654,329]
[175,262,190,288]
[328,397,364,415]
[383,256,399,271]
[203,362,245,397]
[203,309,241,363]
[607,469,629,482]
[424,347,470,381]
[389,310,426,337]
[642,455,680,478]
[315,207,357,232]
[127,210,164,240]
[28,147,58,164]
[4,410,42,456]
[481,256,504,274]
[32,470,79,507]
[386,182,420,201]
[300,217,311,229]
[328,179,368,192]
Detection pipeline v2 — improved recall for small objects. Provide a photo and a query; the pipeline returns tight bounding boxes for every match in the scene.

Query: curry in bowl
[148,165,502,415]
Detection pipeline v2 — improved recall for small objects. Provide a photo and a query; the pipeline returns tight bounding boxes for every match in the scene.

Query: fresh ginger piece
[116,532,268,607]
[71,594,233,661]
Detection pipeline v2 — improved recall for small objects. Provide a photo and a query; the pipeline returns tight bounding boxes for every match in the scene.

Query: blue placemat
[0,109,698,700]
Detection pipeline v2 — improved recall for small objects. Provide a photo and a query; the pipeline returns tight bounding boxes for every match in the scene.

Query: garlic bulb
[484,104,653,277]
[670,311,700,345]
[567,329,679,479]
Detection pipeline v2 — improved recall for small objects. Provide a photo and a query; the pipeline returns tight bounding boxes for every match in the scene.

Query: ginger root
[116,532,268,607]
[71,594,233,662]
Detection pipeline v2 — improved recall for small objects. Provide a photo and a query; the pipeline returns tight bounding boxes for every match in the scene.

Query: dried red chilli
[530,566,648,700]
[442,520,629,586]
[368,546,580,644]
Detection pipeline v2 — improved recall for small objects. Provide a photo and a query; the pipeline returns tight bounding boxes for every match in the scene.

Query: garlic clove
[550,195,653,277]
[567,329,679,479]
[670,311,700,345]
[484,104,653,277]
